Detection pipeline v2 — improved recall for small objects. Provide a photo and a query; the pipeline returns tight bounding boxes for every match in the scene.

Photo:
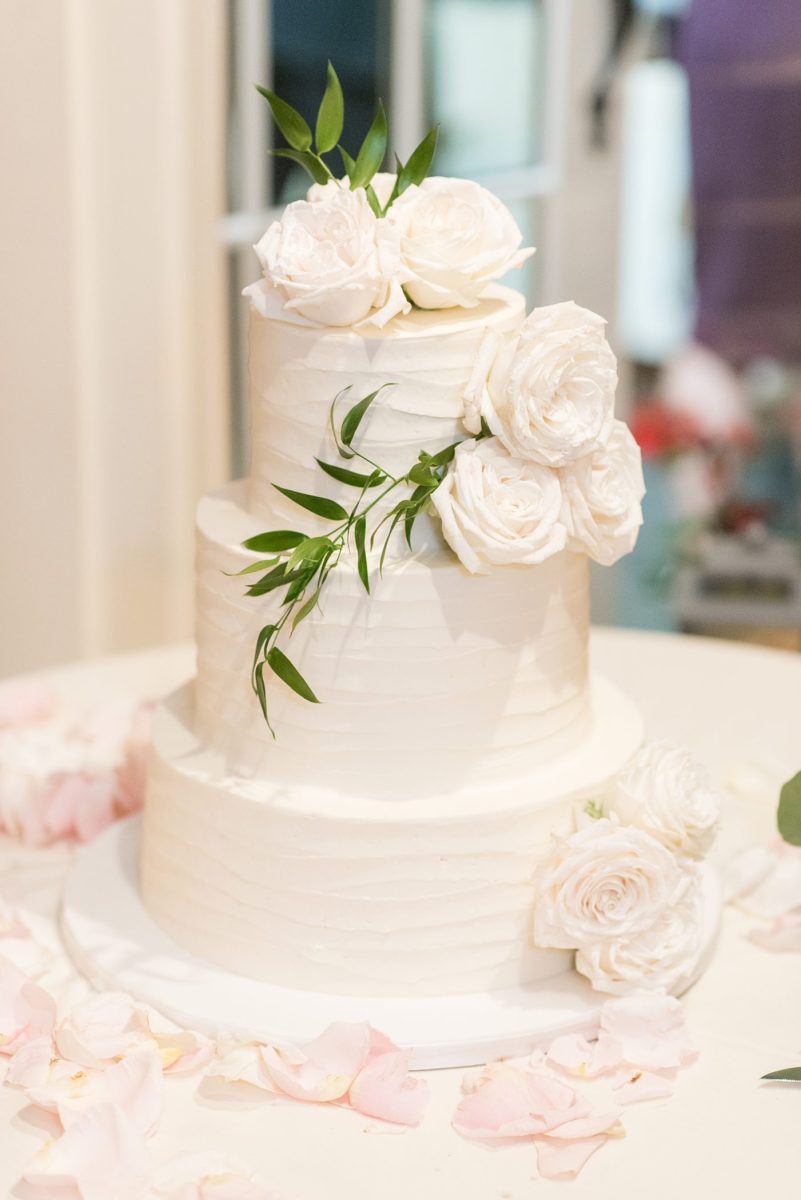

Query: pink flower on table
[0,694,152,845]
[0,679,55,728]
[218,1021,429,1126]
[22,1101,152,1200]
[453,1061,621,1180]
[0,953,56,1055]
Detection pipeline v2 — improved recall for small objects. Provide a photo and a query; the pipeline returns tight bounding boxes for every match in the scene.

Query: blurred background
[2,0,801,676]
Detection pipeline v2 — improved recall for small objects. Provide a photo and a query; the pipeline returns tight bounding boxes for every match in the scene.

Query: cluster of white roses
[432,302,646,574]
[533,740,722,995]
[248,173,532,328]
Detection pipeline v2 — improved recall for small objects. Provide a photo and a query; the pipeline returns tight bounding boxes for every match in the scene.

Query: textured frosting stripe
[193,482,591,791]
[140,681,643,997]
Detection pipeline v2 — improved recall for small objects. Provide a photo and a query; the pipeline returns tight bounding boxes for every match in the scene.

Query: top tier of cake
[246,279,526,535]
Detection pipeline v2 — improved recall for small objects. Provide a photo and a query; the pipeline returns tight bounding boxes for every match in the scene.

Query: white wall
[0,0,229,676]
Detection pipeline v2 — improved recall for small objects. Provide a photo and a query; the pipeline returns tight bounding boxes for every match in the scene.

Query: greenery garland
[236,387,489,734]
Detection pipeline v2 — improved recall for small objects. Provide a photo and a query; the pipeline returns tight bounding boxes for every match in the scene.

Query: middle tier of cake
[194,481,594,795]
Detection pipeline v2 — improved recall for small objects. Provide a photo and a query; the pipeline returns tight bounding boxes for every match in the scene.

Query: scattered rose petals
[547,1031,623,1078]
[54,989,213,1076]
[0,953,56,1055]
[24,1046,164,1137]
[599,993,697,1072]
[56,990,147,1067]
[453,1061,618,1141]
[453,1060,620,1179]
[614,1068,676,1105]
[261,1021,371,1103]
[22,1101,152,1200]
[152,1152,280,1200]
[348,1047,429,1126]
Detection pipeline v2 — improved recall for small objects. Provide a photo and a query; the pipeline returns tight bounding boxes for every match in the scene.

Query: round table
[2,629,801,1199]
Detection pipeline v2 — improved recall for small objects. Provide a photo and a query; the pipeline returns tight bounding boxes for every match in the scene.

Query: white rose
[532,817,691,950]
[465,301,617,466]
[386,177,534,309]
[431,438,566,574]
[252,186,409,328]
[577,870,703,995]
[560,420,645,565]
[606,740,721,860]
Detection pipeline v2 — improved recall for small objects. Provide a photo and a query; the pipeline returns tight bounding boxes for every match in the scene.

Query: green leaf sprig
[778,770,801,846]
[255,62,439,215]
[238,385,489,732]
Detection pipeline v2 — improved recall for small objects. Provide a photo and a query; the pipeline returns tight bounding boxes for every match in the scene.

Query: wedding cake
[140,71,720,1006]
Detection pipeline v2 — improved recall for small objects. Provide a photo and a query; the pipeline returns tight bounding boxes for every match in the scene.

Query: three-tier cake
[137,78,720,1025]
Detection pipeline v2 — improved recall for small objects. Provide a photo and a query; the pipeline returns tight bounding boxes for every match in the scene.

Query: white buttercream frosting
[141,680,643,996]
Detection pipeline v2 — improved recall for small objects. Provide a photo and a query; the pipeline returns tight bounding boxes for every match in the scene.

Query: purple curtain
[674,1,801,364]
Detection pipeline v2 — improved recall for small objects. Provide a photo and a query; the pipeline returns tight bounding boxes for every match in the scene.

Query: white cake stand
[61,815,721,1069]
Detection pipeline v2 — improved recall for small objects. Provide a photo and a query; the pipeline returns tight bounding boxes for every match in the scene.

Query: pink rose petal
[261,1021,371,1102]
[207,1042,270,1091]
[614,1068,676,1105]
[454,1062,593,1139]
[348,1049,429,1126]
[22,1101,152,1200]
[5,1034,55,1087]
[535,1133,610,1180]
[55,991,146,1067]
[599,993,696,1071]
[547,1032,624,1078]
[45,773,118,843]
[0,954,56,1055]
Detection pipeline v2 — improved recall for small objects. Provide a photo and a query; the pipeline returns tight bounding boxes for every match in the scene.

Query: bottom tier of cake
[140,678,643,998]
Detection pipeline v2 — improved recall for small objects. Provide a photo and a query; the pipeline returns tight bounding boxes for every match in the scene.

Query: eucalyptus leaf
[266,646,320,704]
[427,441,460,469]
[338,144,356,181]
[396,125,439,197]
[761,1066,801,1082]
[252,625,276,675]
[315,61,344,154]
[247,565,313,597]
[225,557,280,577]
[291,588,323,631]
[350,101,387,189]
[255,85,312,151]
[478,416,493,440]
[364,183,382,217]
[407,462,437,487]
[242,530,305,553]
[315,459,384,489]
[272,147,329,185]
[282,567,317,605]
[354,514,369,594]
[778,771,801,846]
[286,536,334,571]
[340,386,387,448]
[273,485,348,522]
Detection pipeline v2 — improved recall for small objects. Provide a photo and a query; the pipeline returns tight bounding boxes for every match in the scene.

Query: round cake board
[61,815,721,1070]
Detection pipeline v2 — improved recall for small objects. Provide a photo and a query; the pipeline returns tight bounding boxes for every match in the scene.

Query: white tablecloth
[3,630,801,1199]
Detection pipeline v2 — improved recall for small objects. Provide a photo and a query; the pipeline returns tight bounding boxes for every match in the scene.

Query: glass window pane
[271,0,389,203]
[424,0,545,177]
[500,197,541,304]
